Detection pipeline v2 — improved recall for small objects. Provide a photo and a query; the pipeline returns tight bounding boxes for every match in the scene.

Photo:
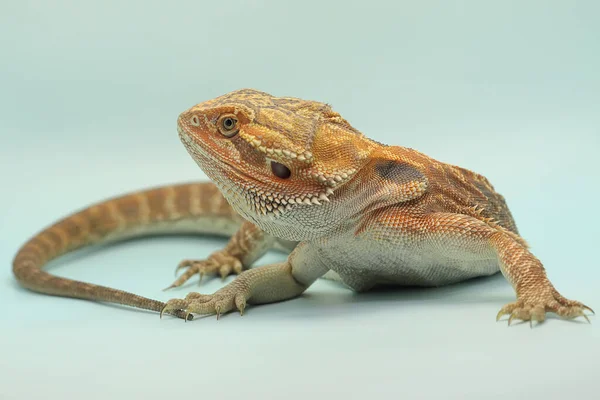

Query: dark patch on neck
[375,160,423,184]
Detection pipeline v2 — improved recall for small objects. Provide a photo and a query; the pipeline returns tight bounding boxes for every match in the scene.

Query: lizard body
[13,89,591,324]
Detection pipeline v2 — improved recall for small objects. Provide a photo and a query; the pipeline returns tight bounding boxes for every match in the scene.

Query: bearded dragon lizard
[13,89,593,325]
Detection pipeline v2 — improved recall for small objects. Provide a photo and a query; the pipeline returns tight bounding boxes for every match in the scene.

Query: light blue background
[1,1,599,399]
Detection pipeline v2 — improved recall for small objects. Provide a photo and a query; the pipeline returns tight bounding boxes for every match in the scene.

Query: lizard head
[177,89,378,240]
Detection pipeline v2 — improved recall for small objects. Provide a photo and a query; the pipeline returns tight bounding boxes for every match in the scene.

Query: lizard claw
[160,281,250,322]
[497,292,593,326]
[174,261,189,276]
[159,301,194,321]
[582,305,595,315]
[165,251,244,289]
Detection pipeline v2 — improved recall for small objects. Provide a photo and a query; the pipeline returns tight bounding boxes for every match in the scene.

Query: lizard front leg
[165,221,275,289]
[161,243,328,319]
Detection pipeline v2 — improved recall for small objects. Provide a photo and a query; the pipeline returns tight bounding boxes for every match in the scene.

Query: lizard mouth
[177,123,333,219]
[178,124,260,183]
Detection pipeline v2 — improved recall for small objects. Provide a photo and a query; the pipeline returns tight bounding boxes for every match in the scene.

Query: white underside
[315,232,500,290]
[97,216,498,290]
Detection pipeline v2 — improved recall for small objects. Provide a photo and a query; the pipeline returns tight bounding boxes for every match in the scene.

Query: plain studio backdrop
[1,1,598,399]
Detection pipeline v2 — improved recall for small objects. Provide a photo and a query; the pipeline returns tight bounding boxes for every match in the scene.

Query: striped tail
[12,182,241,319]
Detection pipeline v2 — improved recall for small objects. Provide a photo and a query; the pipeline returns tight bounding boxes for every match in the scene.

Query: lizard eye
[217,114,239,138]
[271,161,291,179]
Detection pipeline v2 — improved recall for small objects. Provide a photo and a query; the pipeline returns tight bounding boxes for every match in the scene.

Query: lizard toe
[165,251,244,290]
[160,298,188,319]
[161,284,250,321]
[497,291,593,326]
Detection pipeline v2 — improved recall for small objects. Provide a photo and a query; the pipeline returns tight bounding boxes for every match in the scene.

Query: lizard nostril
[190,115,200,126]
[271,161,291,179]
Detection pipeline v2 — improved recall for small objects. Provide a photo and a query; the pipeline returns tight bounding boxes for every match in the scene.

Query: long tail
[12,182,241,320]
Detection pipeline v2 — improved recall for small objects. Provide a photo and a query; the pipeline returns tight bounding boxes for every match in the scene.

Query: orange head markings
[177,89,378,237]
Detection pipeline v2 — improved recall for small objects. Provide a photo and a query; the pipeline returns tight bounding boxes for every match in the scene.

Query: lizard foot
[164,250,243,290]
[160,279,249,320]
[496,290,594,327]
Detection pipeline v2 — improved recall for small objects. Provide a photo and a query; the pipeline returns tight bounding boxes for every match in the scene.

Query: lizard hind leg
[490,230,594,326]
[496,296,594,326]
[411,212,594,326]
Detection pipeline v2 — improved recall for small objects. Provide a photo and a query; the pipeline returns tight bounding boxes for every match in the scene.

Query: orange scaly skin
[12,183,244,320]
[13,89,592,325]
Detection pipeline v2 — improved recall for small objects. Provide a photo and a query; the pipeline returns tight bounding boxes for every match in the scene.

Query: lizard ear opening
[271,161,291,179]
